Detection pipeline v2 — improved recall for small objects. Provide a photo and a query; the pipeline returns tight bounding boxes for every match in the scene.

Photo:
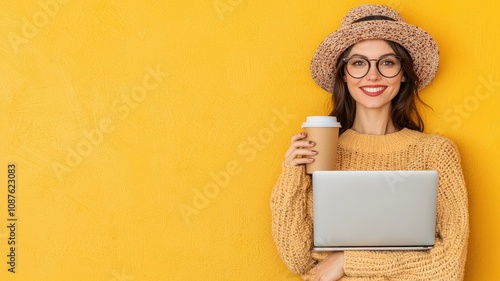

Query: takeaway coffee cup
[301,116,341,174]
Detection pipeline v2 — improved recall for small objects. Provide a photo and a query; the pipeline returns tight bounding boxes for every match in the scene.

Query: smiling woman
[271,4,469,281]
[336,39,423,135]
[343,40,405,132]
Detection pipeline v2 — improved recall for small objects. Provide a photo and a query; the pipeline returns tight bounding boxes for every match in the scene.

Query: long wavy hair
[330,40,428,135]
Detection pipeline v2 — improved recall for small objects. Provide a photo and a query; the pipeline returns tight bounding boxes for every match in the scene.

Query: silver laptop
[312,170,438,251]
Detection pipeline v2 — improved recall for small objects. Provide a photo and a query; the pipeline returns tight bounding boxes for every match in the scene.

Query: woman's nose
[365,61,382,81]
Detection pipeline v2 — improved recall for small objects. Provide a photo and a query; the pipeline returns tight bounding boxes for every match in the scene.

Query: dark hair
[330,40,428,134]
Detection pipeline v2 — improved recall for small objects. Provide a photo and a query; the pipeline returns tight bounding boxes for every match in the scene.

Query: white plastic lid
[301,116,341,128]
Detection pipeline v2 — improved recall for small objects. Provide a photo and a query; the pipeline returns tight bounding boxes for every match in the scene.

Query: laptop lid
[312,170,438,251]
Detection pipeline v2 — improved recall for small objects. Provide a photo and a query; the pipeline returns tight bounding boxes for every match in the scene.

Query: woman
[270,4,469,281]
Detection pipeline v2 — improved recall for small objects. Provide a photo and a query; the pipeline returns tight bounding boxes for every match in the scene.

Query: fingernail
[312,150,318,155]
[309,158,315,162]
[309,141,315,145]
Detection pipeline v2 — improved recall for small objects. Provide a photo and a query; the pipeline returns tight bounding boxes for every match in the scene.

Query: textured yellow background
[0,0,499,280]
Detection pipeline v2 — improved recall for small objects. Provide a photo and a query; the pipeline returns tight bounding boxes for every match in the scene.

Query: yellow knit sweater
[271,128,469,280]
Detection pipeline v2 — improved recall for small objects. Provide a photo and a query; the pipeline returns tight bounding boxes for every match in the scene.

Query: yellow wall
[0,0,499,280]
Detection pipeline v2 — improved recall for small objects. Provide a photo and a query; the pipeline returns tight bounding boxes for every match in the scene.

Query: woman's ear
[401,76,406,82]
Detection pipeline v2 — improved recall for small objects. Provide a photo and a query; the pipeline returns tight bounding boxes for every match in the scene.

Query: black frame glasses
[342,54,404,79]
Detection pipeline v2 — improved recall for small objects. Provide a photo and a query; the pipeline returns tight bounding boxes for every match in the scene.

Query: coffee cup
[301,116,341,174]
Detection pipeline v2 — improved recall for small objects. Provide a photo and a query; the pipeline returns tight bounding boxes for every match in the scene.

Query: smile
[360,86,387,97]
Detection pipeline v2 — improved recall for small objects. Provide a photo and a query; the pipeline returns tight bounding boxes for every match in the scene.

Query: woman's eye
[352,60,366,66]
[380,59,397,67]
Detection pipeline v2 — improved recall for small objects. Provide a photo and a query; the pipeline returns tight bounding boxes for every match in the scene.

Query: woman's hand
[284,132,317,166]
[314,252,345,281]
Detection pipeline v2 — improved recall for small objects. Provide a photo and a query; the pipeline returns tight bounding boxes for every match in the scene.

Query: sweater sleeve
[270,164,316,275]
[343,138,470,280]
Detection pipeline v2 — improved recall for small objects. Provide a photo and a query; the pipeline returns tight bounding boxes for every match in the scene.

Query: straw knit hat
[310,4,439,93]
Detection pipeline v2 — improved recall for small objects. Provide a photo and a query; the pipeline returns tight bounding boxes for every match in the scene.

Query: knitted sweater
[271,128,469,280]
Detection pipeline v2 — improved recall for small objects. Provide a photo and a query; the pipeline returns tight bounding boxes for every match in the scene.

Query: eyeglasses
[342,54,403,79]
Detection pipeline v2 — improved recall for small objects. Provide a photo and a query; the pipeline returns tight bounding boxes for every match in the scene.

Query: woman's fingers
[284,140,316,159]
[285,149,318,166]
[290,131,308,143]
[286,156,315,166]
[284,132,317,166]
[285,132,315,156]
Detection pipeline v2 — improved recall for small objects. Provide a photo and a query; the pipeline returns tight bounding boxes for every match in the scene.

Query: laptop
[312,170,438,251]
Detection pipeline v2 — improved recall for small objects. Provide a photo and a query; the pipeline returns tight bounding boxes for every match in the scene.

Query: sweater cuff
[280,163,309,189]
[344,251,377,276]
[282,163,306,173]
[343,250,402,277]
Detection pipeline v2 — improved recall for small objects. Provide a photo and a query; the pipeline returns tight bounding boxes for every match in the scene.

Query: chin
[357,100,392,110]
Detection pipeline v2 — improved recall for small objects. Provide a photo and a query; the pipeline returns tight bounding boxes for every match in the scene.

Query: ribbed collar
[339,128,423,153]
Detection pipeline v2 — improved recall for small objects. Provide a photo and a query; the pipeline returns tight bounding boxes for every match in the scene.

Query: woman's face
[344,39,405,111]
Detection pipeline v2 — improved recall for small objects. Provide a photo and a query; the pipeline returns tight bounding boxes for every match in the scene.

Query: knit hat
[310,4,439,93]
